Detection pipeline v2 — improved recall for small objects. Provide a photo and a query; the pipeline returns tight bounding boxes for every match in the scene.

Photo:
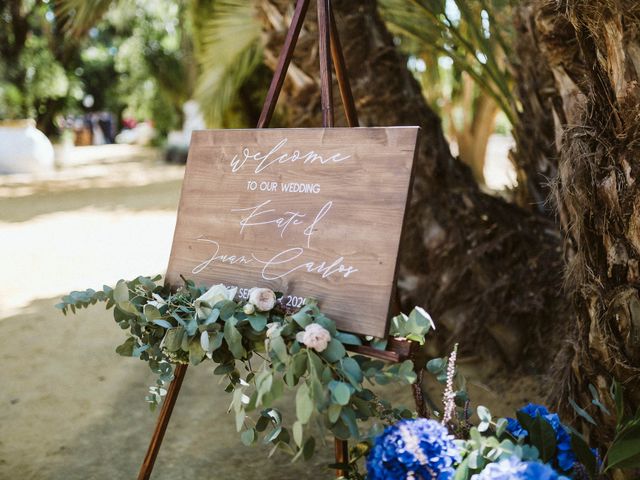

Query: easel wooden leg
[329,9,358,127]
[410,342,429,418]
[334,437,349,478]
[137,363,188,480]
[257,0,310,128]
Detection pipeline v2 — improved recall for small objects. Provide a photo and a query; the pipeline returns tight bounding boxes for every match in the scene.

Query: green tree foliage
[379,0,515,183]
[56,0,272,130]
[0,0,194,138]
[0,1,78,125]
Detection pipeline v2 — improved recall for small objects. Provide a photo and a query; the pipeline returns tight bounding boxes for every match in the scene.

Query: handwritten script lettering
[192,238,357,281]
[230,138,351,174]
[232,200,332,247]
[192,239,253,274]
[252,248,358,281]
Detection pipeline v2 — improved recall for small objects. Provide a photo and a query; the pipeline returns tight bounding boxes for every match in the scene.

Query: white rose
[243,303,255,315]
[266,322,282,338]
[248,287,277,312]
[195,284,237,319]
[295,323,331,352]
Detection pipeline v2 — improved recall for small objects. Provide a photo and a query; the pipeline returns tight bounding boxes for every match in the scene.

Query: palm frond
[193,0,262,127]
[380,0,516,124]
[55,0,120,37]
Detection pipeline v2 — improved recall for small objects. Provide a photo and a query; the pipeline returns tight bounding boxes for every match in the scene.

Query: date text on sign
[166,127,419,337]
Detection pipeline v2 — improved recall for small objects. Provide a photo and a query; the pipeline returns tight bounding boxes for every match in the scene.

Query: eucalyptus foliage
[57,275,434,461]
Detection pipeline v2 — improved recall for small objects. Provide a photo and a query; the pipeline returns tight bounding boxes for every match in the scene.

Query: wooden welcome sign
[166,127,419,338]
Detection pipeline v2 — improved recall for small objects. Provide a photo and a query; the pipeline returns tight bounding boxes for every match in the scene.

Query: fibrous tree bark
[257,0,568,377]
[509,0,561,216]
[535,0,640,442]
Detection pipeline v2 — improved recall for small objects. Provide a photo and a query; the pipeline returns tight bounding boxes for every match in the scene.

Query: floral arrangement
[57,275,433,460]
[57,275,640,478]
[366,418,459,480]
[355,349,640,480]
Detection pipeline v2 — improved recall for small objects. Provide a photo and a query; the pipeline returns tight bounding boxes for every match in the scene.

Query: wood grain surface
[167,127,419,337]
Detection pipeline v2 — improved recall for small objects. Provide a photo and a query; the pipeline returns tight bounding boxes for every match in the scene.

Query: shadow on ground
[0,178,182,223]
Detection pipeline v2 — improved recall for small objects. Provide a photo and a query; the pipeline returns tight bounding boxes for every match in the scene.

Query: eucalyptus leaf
[144,304,163,322]
[115,336,136,356]
[320,339,346,363]
[241,428,256,446]
[152,319,173,329]
[224,318,246,359]
[292,307,312,328]
[426,358,446,374]
[293,421,303,448]
[263,426,282,444]
[113,280,129,303]
[330,381,352,406]
[328,404,342,424]
[477,405,492,423]
[200,330,210,352]
[302,436,315,461]
[163,327,184,352]
[341,357,363,387]
[569,398,597,425]
[296,383,313,424]
[248,313,268,331]
[496,418,508,437]
[335,331,362,346]
[189,339,206,365]
[269,336,289,364]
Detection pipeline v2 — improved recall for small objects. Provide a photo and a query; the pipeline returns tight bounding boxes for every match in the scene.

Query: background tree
[533,0,640,443]
[380,0,514,187]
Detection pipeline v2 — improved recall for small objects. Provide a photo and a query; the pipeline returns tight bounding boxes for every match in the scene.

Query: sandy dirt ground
[0,146,543,479]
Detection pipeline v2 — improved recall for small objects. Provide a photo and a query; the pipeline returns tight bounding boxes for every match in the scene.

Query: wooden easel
[137,1,427,478]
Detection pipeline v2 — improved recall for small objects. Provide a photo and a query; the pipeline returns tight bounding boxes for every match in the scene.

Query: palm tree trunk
[258,0,568,373]
[509,0,560,216]
[457,93,499,185]
[535,0,640,442]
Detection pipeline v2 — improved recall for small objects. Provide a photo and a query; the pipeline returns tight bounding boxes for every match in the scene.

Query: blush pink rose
[295,323,331,352]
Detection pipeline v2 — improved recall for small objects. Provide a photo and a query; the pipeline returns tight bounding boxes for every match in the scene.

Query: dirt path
[0,148,543,479]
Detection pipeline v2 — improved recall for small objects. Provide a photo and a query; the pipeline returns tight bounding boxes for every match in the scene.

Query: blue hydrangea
[366,418,460,480]
[470,456,569,480]
[506,403,576,471]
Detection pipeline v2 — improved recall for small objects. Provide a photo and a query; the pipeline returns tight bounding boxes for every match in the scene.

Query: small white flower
[248,287,277,312]
[266,322,282,338]
[295,323,331,352]
[243,303,256,315]
[195,284,237,319]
